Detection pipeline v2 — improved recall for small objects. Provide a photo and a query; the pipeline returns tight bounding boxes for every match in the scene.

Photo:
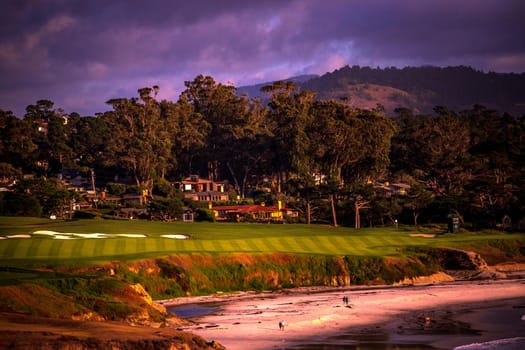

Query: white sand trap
[72,233,108,238]
[409,233,437,238]
[54,235,76,239]
[33,230,147,239]
[161,234,189,239]
[7,234,31,238]
[0,236,7,240]
[33,230,60,236]
[34,231,109,239]
[115,234,147,238]
[31,231,151,239]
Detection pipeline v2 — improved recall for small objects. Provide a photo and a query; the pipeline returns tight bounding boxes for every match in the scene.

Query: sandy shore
[165,280,525,349]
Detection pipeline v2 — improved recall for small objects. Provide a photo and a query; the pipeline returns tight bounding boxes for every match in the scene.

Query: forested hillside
[303,65,525,116]
[240,66,525,117]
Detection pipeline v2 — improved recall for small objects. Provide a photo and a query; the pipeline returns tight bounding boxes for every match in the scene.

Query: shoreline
[167,279,525,349]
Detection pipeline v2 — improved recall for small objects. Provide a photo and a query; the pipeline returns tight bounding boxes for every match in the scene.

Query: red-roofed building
[211,201,298,223]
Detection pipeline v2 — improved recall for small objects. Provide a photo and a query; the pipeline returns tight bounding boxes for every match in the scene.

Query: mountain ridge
[238,65,525,116]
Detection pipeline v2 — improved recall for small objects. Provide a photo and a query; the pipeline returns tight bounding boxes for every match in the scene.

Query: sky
[1,0,524,117]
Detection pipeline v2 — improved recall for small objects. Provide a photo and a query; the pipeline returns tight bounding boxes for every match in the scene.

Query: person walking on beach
[279,320,286,331]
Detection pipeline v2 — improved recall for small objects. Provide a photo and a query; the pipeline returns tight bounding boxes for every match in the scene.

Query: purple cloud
[0,0,523,117]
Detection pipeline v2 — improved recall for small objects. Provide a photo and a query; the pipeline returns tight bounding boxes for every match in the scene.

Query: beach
[166,280,525,349]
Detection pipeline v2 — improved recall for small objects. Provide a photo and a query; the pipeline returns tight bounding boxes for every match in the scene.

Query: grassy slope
[1,217,523,266]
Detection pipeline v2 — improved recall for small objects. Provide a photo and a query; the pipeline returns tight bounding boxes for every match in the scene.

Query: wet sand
[165,280,525,349]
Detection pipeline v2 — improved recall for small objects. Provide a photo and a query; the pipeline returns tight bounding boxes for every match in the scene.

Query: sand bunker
[161,234,189,239]
[409,233,437,238]
[31,230,147,239]
[1,230,187,239]
[115,234,148,238]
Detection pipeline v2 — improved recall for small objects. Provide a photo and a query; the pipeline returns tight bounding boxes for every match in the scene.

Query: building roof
[212,204,285,213]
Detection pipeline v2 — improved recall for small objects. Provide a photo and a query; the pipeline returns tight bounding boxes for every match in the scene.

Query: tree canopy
[0,75,524,229]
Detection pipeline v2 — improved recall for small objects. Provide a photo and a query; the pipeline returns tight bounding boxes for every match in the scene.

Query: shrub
[195,208,216,222]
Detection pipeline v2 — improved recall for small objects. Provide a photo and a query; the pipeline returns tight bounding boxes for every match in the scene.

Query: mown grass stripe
[103,239,118,256]
[394,235,418,247]
[140,239,154,253]
[58,241,75,258]
[116,238,127,255]
[135,238,146,253]
[211,240,226,252]
[325,236,350,255]
[220,239,238,252]
[80,239,96,257]
[0,240,8,257]
[353,237,383,256]
[93,239,106,258]
[155,237,166,252]
[175,238,193,252]
[227,239,242,252]
[157,238,173,252]
[34,239,52,258]
[26,239,41,258]
[262,238,280,253]
[3,239,21,258]
[311,236,339,255]
[276,237,295,253]
[244,238,261,252]
[48,239,63,259]
[294,237,317,253]
[194,239,208,251]
[192,239,205,252]
[357,235,376,249]
[330,236,352,254]
[186,238,200,251]
[71,239,84,258]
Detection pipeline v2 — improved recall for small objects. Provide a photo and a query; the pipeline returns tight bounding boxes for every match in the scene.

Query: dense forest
[1,71,524,229]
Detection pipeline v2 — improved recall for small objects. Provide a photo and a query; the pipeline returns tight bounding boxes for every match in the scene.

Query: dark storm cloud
[0,0,523,117]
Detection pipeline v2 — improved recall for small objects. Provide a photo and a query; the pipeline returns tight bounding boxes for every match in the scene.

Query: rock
[130,283,166,314]
[394,272,455,286]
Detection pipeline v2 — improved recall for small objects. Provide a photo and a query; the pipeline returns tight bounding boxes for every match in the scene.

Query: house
[122,193,150,206]
[373,181,411,197]
[173,175,229,202]
[211,201,297,223]
[182,208,194,222]
[57,169,92,192]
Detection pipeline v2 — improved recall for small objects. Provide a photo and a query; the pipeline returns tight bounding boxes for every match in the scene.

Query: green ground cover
[1,217,523,266]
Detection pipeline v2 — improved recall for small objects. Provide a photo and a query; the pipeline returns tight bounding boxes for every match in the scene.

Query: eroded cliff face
[430,248,488,270]
[120,249,515,299]
[425,247,509,280]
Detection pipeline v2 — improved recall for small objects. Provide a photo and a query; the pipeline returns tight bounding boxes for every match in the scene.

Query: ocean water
[167,303,219,318]
[453,337,525,350]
